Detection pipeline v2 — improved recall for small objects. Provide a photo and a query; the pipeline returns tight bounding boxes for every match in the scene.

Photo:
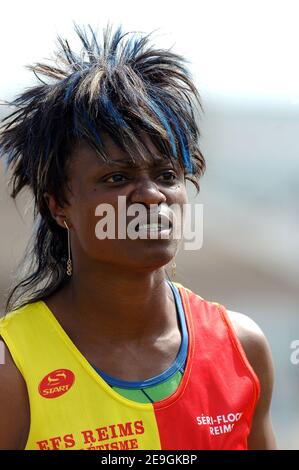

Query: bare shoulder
[0,335,30,449]
[226,310,274,378]
[226,309,277,449]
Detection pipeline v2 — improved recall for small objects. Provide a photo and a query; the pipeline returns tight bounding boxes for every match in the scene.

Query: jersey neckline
[38,280,195,411]
[90,280,189,389]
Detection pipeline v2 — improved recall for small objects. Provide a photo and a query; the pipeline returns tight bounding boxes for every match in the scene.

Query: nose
[129,177,167,207]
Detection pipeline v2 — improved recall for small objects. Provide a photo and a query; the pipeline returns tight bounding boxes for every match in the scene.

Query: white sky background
[0,0,299,108]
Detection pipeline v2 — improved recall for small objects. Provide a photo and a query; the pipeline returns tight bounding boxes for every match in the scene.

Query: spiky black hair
[0,23,206,312]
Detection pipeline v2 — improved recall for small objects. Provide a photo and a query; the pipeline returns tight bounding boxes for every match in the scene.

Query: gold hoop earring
[171,260,176,280]
[63,220,72,276]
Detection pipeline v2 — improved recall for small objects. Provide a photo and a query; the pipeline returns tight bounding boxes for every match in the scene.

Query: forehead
[69,132,177,172]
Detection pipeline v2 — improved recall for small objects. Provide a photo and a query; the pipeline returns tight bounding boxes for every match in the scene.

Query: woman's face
[48,132,188,274]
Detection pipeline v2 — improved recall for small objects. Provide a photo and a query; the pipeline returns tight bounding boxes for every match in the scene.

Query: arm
[227,311,277,450]
[0,337,30,450]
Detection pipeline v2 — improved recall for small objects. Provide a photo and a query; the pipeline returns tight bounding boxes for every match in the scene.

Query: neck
[58,264,177,346]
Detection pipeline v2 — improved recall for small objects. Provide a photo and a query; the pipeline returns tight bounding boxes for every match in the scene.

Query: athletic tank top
[91,280,188,403]
[0,282,260,450]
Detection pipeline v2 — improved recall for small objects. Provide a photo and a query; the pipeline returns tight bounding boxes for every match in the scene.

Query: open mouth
[135,214,173,233]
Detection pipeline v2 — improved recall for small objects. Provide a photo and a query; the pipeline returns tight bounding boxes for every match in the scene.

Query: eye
[104,173,128,183]
[159,170,177,182]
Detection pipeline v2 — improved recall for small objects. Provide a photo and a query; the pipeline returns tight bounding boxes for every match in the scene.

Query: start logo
[38,369,75,399]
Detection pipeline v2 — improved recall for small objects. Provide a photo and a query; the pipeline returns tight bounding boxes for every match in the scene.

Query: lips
[134,212,173,232]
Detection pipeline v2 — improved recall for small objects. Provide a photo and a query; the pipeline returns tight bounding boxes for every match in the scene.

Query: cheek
[166,184,188,232]
[73,210,99,251]
[68,195,104,249]
[167,182,188,205]
[71,195,125,257]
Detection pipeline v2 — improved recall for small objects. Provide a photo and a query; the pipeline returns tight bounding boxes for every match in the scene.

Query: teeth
[134,221,172,233]
[138,223,161,230]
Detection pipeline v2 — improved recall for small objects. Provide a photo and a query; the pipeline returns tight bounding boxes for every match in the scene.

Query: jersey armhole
[0,325,25,378]
[215,303,261,417]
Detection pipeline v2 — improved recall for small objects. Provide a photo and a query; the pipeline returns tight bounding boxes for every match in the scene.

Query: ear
[44,192,70,229]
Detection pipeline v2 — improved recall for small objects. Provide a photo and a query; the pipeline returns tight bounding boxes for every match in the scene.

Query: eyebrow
[105,156,173,168]
[106,159,137,167]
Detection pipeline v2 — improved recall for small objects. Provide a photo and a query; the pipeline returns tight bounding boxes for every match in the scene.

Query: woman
[0,24,277,450]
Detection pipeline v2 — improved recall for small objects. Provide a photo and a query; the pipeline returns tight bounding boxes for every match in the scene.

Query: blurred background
[0,0,298,449]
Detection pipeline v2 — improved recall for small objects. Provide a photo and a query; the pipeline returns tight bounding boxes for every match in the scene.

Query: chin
[130,245,176,269]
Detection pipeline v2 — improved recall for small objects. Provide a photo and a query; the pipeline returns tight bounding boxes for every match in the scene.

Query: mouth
[134,214,173,234]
